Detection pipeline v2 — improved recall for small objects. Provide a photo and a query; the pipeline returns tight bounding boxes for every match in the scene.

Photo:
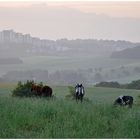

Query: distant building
[24,34,32,44]
[0,32,3,42]
[0,30,23,43]
[0,29,55,53]
[15,33,24,43]
[1,30,14,42]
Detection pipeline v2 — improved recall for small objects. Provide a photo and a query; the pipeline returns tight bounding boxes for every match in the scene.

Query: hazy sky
[48,1,140,18]
[1,1,140,18]
[0,1,140,42]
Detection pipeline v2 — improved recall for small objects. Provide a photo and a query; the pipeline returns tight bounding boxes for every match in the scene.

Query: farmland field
[0,83,140,138]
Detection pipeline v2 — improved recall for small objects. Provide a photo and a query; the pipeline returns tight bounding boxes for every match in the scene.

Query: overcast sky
[0,1,140,42]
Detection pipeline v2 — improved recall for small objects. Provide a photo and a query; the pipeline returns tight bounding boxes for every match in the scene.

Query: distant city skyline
[0,29,52,47]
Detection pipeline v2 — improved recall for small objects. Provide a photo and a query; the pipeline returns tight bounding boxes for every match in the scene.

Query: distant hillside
[0,30,139,57]
[111,46,140,59]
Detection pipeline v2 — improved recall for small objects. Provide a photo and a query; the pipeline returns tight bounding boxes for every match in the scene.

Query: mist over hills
[0,29,140,85]
[0,3,140,85]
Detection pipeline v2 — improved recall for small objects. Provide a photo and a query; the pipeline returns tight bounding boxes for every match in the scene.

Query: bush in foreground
[65,86,76,100]
[12,81,34,97]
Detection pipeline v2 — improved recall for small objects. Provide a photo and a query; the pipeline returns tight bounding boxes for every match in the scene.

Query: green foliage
[12,80,34,97]
[124,80,140,90]
[65,86,75,99]
[95,79,140,90]
[95,81,120,88]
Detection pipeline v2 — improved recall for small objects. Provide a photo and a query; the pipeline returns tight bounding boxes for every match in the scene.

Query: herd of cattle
[31,82,134,108]
[31,81,52,97]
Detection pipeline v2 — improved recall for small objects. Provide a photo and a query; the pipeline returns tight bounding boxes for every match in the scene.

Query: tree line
[95,79,140,90]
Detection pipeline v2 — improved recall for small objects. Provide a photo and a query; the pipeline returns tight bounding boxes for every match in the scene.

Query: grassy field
[0,84,140,138]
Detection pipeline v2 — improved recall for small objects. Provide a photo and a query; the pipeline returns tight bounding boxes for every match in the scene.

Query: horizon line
[0,29,138,43]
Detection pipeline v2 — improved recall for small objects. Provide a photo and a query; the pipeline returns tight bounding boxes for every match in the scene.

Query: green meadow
[0,84,140,138]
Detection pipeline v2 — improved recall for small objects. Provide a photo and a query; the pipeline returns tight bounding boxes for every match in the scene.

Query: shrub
[95,80,140,90]
[12,80,35,97]
[95,81,120,88]
[65,86,75,100]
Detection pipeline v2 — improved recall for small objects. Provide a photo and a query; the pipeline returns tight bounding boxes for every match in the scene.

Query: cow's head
[114,98,123,106]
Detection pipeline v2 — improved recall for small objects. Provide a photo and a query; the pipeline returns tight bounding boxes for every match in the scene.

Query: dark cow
[75,83,85,103]
[31,83,42,96]
[41,85,53,97]
[31,82,53,97]
[114,95,133,108]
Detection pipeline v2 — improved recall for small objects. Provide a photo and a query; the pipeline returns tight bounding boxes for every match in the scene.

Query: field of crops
[0,84,140,138]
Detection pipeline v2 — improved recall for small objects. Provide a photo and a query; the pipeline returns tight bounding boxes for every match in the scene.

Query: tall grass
[0,95,140,138]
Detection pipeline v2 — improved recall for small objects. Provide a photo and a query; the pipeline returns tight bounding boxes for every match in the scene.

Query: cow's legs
[76,96,78,103]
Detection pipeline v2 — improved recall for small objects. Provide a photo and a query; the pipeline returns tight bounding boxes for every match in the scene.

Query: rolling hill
[111,46,140,59]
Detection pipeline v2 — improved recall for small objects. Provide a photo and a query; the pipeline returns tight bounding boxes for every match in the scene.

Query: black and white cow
[114,95,133,108]
[75,83,85,103]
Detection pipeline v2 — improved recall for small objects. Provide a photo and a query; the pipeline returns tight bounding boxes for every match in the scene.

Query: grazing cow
[75,83,85,103]
[31,82,53,97]
[31,83,42,96]
[41,85,53,97]
[114,95,133,108]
